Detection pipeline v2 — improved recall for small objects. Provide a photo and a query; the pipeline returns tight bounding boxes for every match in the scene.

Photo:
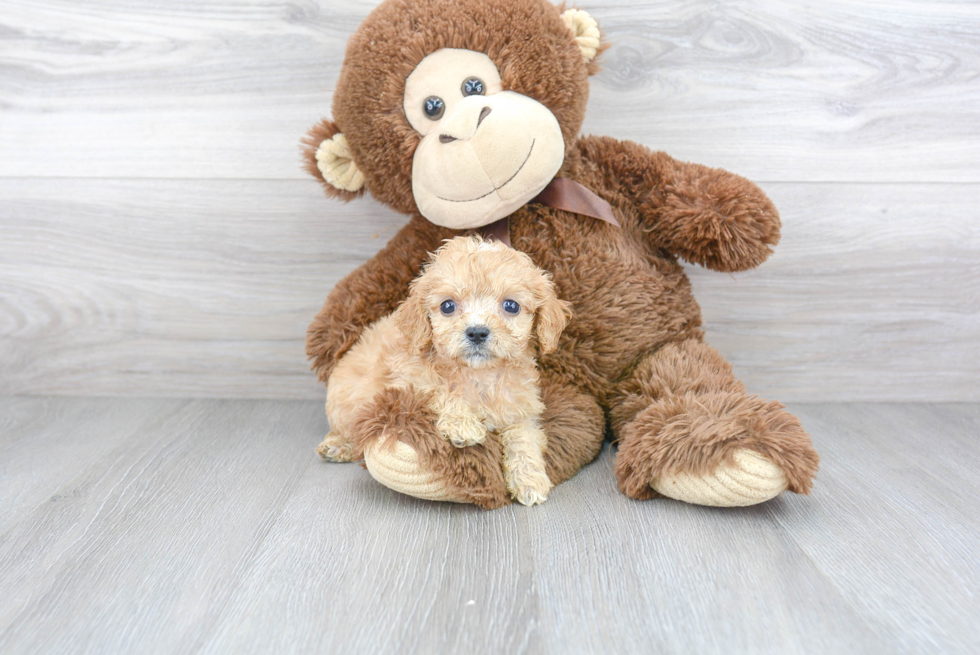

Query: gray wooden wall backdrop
[1,0,978,401]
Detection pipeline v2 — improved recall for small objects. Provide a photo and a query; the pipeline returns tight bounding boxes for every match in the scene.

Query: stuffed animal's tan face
[303,0,604,220]
[404,49,565,229]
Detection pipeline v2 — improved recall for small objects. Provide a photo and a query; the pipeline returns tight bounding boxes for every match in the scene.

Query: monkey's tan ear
[301,118,366,201]
[561,9,602,64]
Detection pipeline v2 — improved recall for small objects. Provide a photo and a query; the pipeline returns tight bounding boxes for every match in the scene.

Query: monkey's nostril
[439,107,491,144]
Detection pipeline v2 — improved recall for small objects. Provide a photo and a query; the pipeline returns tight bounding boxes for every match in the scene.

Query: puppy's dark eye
[502,299,520,315]
[461,77,485,96]
[440,299,456,315]
[424,96,445,120]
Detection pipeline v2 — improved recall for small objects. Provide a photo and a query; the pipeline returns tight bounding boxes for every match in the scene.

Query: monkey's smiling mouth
[438,140,535,203]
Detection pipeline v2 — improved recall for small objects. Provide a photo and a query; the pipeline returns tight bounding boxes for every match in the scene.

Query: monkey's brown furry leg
[610,338,819,505]
[538,373,606,487]
[348,376,604,510]
[350,387,511,510]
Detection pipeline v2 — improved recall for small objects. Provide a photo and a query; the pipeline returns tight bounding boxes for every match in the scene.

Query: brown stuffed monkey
[303,0,819,509]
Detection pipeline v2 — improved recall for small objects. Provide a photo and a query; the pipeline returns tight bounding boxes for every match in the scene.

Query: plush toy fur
[304,0,819,508]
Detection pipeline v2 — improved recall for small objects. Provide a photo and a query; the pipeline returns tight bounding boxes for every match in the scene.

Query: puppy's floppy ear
[533,274,572,355]
[301,118,366,201]
[392,279,432,356]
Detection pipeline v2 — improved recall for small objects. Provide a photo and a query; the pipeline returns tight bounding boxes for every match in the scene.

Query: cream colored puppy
[317,236,570,506]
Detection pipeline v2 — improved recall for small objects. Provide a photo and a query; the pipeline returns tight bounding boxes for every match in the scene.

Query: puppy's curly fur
[317,236,571,506]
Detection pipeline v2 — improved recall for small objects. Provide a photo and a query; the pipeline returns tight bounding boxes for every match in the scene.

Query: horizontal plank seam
[1,395,977,407]
[1,176,980,186]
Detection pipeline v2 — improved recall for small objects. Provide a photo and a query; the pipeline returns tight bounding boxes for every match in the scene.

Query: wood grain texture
[1,0,979,181]
[780,404,980,653]
[1,0,978,401]
[1,179,976,400]
[0,398,978,653]
[691,183,980,401]
[0,178,404,399]
[0,398,320,654]
[0,396,187,533]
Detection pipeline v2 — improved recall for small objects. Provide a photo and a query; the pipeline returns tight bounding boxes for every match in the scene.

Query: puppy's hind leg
[316,429,356,462]
[501,422,553,506]
[321,331,382,462]
[320,389,357,462]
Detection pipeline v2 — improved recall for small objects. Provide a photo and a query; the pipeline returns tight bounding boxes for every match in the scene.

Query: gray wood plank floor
[1,398,977,654]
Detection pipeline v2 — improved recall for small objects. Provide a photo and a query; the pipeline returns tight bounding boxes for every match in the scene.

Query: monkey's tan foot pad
[652,449,788,507]
[363,440,468,503]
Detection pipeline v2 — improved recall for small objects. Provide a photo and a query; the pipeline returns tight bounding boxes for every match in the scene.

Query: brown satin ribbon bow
[478,177,619,247]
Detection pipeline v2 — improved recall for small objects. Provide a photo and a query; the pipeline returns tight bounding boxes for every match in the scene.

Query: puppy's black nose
[465,325,490,344]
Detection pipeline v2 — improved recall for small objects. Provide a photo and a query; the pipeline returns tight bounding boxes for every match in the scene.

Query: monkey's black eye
[440,299,456,315]
[424,96,445,120]
[502,299,520,315]
[461,77,485,96]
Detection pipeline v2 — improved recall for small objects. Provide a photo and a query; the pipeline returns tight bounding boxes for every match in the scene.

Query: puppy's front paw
[316,431,355,462]
[510,469,553,507]
[437,414,487,448]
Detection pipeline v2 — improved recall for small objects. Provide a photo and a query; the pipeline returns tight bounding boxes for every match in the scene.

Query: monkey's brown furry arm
[306,216,455,382]
[579,136,781,272]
